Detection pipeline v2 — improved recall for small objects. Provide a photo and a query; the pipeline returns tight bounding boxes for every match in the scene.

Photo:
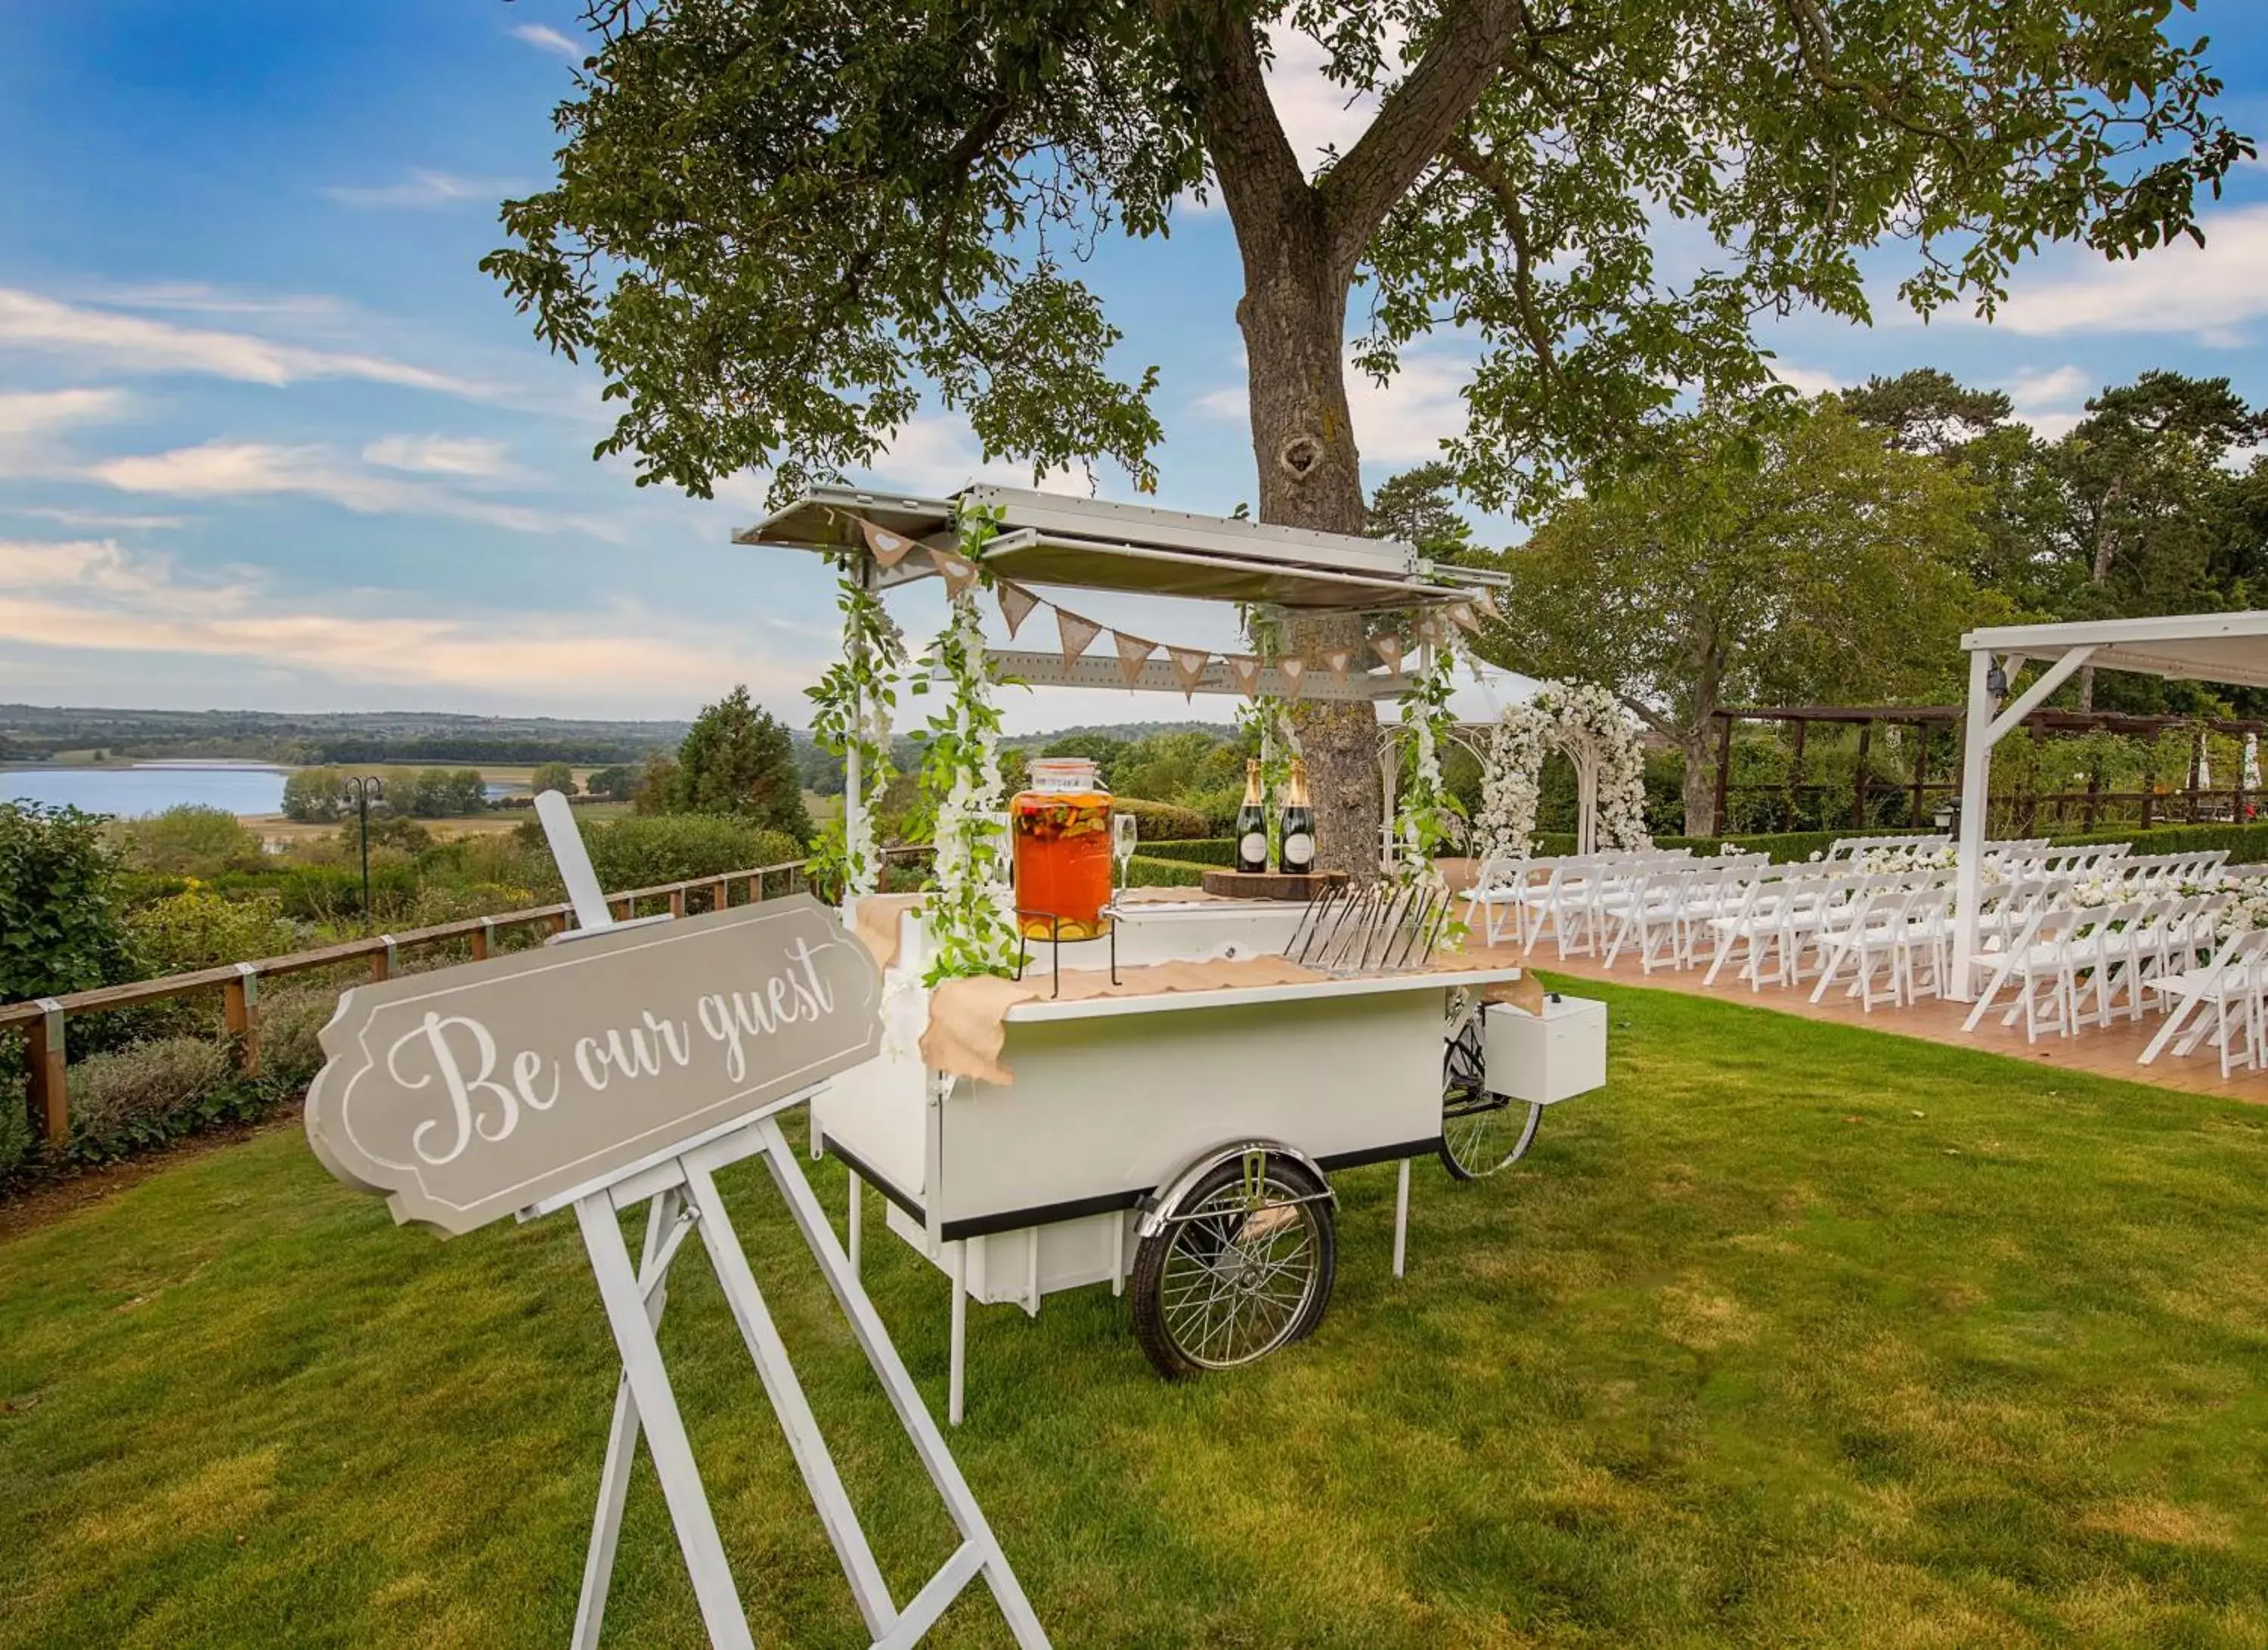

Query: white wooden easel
[532,795,1049,1650]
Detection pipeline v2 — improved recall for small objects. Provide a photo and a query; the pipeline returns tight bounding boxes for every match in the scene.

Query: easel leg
[745,1117,1051,1648]
[679,1160,898,1639]
[574,1195,754,1650]
[1393,1158,1411,1279]
[950,1241,969,1428]
[847,1174,862,1279]
[575,1188,683,1650]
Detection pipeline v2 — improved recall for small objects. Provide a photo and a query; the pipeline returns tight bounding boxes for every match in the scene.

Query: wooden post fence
[3,848,933,1151]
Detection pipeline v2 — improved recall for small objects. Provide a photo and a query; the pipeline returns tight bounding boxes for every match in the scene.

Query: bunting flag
[1223,654,1264,698]
[858,517,918,568]
[931,547,980,597]
[1112,631,1158,687]
[1473,586,1501,619]
[1321,647,1356,685]
[1447,600,1483,634]
[1056,606,1103,666]
[1414,613,1445,648]
[1276,656,1306,699]
[996,581,1040,638]
[1371,631,1405,675]
[1168,647,1212,699]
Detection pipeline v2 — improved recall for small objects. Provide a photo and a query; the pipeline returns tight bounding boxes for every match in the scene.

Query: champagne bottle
[1280,758,1315,874]
[1235,758,1269,873]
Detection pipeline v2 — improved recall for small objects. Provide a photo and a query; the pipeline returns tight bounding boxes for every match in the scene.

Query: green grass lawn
[5,979,2268,1647]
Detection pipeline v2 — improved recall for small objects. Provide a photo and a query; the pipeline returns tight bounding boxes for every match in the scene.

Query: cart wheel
[1128,1153,1336,1382]
[1439,1000,1544,1180]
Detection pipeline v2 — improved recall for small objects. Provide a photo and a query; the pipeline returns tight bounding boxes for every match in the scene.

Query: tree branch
[1322,0,1522,280]
[1778,0,1975,156]
[1148,0,1311,236]
[1442,132,1562,389]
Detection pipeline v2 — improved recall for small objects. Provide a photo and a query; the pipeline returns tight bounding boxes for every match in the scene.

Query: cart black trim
[1317,1136,1443,1171]
[820,1135,927,1224]
[938,1188,1146,1243]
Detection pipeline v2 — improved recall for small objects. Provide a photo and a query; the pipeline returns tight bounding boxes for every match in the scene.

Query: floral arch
[1474,682,1651,859]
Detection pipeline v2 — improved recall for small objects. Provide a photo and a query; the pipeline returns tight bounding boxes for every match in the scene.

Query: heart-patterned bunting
[931,547,980,596]
[1371,631,1406,675]
[1321,648,1356,685]
[1112,631,1158,687]
[1448,600,1483,634]
[1168,647,1212,699]
[1223,654,1264,698]
[1414,614,1445,648]
[1276,656,1306,699]
[858,517,917,567]
[1055,607,1103,666]
[996,581,1040,638]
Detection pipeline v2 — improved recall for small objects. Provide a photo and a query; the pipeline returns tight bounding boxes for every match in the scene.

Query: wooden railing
[2,847,931,1149]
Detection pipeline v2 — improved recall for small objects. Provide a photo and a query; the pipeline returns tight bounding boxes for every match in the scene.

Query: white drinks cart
[742,486,1603,1420]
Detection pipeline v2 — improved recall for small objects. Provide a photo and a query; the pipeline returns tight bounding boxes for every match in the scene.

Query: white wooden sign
[306,895,883,1234]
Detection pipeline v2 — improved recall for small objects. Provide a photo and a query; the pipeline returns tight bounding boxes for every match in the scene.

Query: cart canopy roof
[738,483,1504,612]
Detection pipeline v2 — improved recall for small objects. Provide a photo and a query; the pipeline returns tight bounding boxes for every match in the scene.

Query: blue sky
[3,2,2266,733]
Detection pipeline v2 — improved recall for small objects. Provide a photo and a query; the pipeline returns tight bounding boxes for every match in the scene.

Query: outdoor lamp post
[340,774,383,921]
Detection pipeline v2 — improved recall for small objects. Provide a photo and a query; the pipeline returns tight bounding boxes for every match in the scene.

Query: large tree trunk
[1680,730,1717,839]
[1237,215,1379,878]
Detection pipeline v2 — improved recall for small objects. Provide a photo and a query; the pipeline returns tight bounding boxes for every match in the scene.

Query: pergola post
[1950,642,2099,1000]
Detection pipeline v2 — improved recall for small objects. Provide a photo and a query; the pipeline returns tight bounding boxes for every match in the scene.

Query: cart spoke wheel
[1439,1005,1544,1180]
[1129,1156,1336,1381]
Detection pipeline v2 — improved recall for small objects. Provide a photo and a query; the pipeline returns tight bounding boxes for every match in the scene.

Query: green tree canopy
[1477,399,1996,834]
[655,687,815,842]
[280,768,343,824]
[530,761,578,798]
[1365,462,1475,563]
[114,805,265,879]
[489,0,2248,870]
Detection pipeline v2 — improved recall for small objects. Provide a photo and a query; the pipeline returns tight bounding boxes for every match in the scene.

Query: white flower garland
[1475,681,1650,859]
[806,557,907,901]
[913,507,1018,983]
[1393,641,1464,892]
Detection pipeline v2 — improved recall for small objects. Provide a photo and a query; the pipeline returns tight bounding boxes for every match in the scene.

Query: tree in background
[489,0,2245,878]
[406,769,489,819]
[530,761,578,798]
[280,768,344,823]
[585,764,638,802]
[644,687,814,843]
[1365,462,1474,563]
[1478,399,1993,835]
[1039,733,1131,787]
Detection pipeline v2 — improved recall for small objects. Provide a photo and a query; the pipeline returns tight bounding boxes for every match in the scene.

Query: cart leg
[847,1173,862,1279]
[1111,1209,1126,1298]
[1024,1227,1040,1319]
[1393,1158,1411,1279]
[950,1239,968,1428]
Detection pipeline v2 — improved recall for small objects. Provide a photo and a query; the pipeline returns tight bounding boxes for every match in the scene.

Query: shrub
[1132,837,1238,866]
[1126,855,1206,888]
[574,814,803,892]
[115,805,267,876]
[125,886,301,975]
[67,1036,238,1161]
[0,800,132,1002]
[271,863,422,924]
[337,813,432,855]
[1111,798,1208,841]
[258,988,339,1089]
[0,1031,28,1177]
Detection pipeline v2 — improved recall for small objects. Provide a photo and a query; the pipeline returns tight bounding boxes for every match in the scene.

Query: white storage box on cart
[1483,993,1607,1103]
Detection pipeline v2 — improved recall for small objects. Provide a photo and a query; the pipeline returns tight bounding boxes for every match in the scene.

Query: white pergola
[1950,609,2268,998]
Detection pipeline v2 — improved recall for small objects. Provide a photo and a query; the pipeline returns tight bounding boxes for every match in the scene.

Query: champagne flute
[1111,811,1139,892]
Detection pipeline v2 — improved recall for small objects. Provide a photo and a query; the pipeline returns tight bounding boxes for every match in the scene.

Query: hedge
[1112,799,1210,841]
[1134,838,1239,867]
[1124,855,1207,888]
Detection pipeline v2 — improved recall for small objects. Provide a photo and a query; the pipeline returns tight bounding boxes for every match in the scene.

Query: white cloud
[88,439,622,539]
[363,434,516,479]
[511,23,581,59]
[324,170,528,209]
[88,283,351,322]
[866,416,1080,495]
[0,386,131,479]
[1767,362,1842,398]
[1988,204,2268,342]
[0,286,492,398]
[1997,364,2092,441]
[1265,26,1388,179]
[4,505,186,530]
[0,536,807,705]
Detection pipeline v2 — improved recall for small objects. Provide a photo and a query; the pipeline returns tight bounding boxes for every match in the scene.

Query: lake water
[0,762,290,819]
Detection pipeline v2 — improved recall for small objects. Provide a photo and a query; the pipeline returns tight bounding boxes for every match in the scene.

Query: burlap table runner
[922,956,1332,1084]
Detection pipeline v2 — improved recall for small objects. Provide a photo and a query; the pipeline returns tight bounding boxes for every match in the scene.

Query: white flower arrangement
[1474,681,1650,860]
[1393,640,1464,894]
